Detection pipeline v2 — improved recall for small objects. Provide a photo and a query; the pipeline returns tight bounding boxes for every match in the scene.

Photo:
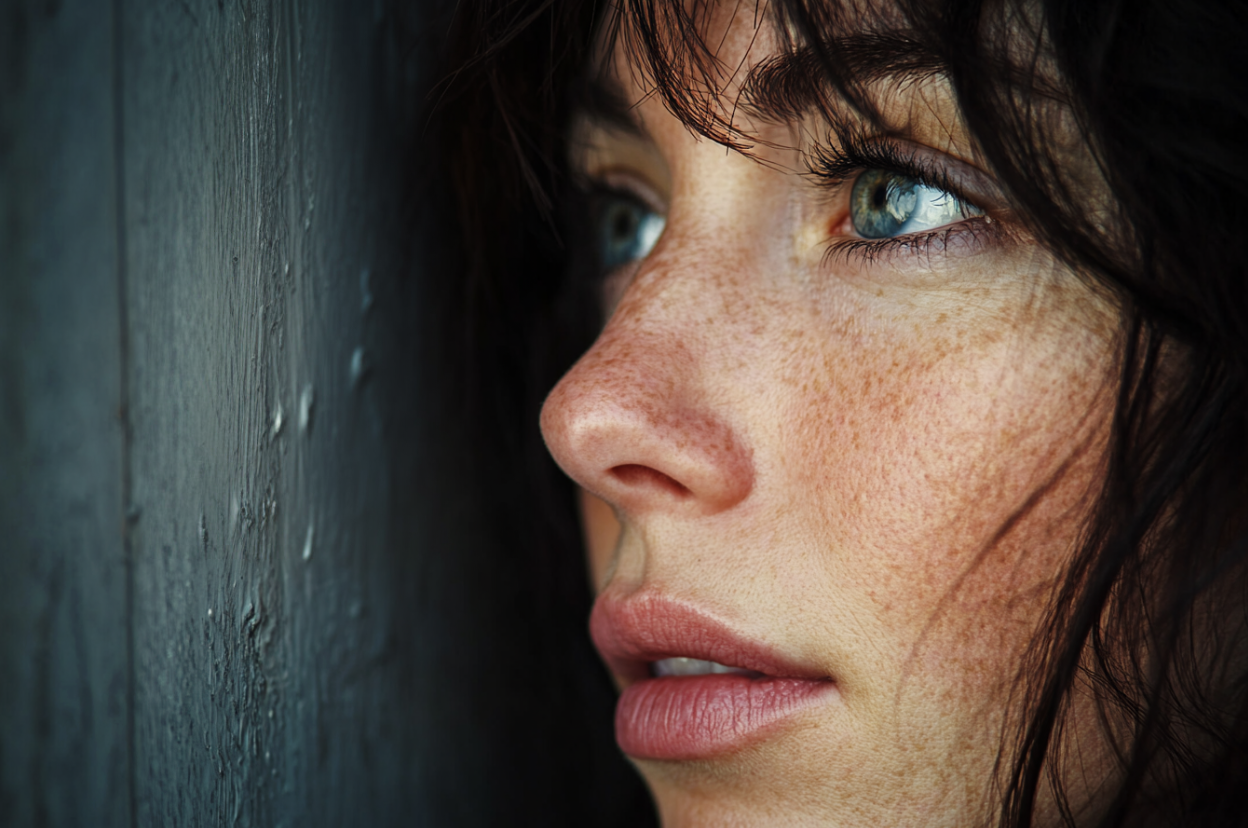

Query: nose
[539,290,755,519]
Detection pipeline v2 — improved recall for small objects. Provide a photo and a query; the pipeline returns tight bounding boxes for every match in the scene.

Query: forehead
[586,0,973,164]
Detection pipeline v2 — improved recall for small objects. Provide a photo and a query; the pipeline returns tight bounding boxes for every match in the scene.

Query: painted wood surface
[1,2,131,825]
[2,1,513,825]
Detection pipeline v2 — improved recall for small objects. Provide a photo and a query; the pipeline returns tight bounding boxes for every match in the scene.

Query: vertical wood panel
[122,1,287,822]
[120,0,493,825]
[5,0,513,824]
[0,1,132,826]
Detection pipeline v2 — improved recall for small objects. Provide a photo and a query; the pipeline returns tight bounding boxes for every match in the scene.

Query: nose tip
[540,351,754,518]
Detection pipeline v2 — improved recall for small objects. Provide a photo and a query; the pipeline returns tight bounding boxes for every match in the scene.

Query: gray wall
[1,1,504,824]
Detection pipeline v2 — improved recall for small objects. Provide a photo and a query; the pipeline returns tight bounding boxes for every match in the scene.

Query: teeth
[652,657,757,677]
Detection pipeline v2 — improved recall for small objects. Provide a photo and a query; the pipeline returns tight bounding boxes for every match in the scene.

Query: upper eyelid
[807,135,1005,214]
[586,171,668,216]
[571,116,670,214]
[570,113,660,167]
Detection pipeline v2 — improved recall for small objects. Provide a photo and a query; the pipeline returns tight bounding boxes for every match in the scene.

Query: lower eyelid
[822,216,1005,269]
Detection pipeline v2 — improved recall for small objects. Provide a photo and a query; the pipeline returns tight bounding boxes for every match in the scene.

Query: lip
[590,592,838,760]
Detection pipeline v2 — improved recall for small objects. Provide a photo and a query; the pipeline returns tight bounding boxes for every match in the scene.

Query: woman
[440,0,1248,825]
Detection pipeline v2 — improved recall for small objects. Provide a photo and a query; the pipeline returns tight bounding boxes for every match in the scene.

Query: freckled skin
[545,8,1120,828]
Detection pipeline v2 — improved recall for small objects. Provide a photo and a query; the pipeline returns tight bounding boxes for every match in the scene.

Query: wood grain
[2,0,514,825]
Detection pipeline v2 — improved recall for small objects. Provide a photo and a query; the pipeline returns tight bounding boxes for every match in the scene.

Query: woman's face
[540,6,1118,826]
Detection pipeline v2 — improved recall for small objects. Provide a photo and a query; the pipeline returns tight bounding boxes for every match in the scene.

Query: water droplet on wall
[302,524,314,562]
[350,347,370,387]
[298,384,315,434]
[272,402,284,437]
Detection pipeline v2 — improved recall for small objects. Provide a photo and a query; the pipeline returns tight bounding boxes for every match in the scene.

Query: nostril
[610,464,692,498]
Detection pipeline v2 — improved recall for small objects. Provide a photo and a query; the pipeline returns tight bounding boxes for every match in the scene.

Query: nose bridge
[619,197,761,342]
[540,240,756,518]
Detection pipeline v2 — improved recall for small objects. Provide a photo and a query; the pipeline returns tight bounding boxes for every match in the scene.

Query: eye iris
[609,203,639,245]
[849,168,981,241]
[599,196,664,271]
[851,169,918,239]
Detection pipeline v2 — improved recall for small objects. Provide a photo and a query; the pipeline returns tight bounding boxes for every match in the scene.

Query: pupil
[611,208,637,242]
[871,183,888,210]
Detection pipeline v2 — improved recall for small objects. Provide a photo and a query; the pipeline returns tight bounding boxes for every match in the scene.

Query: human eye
[849,169,982,239]
[592,188,666,273]
[809,132,999,261]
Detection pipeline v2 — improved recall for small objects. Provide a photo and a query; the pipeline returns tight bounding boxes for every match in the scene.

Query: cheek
[776,285,1117,683]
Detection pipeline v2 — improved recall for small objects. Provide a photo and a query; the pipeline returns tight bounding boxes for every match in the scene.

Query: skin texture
[541,7,1120,826]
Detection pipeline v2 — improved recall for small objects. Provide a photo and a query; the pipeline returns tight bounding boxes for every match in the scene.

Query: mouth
[651,656,763,677]
[591,592,838,760]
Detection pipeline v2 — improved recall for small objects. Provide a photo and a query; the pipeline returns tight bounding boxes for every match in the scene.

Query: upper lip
[590,590,833,685]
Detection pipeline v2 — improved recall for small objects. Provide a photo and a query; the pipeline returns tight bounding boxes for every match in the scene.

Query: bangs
[595,0,984,150]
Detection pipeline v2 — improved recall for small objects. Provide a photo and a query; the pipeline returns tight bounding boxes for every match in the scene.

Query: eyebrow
[740,33,948,123]
[572,31,949,136]
[571,72,649,137]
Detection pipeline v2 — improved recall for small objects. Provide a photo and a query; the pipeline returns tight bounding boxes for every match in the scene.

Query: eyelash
[807,130,1001,264]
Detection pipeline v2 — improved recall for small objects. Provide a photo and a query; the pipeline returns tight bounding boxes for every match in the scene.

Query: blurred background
[0,1,649,825]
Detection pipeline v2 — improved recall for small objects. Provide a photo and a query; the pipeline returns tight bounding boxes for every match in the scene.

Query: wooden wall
[0,1,518,824]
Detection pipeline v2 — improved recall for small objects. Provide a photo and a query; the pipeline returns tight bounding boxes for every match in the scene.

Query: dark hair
[436,1,1248,825]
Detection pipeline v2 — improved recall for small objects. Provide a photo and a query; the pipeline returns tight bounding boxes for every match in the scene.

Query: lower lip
[615,673,836,760]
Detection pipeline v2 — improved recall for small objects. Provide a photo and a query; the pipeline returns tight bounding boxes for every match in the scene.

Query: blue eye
[598,194,665,271]
[850,169,981,239]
